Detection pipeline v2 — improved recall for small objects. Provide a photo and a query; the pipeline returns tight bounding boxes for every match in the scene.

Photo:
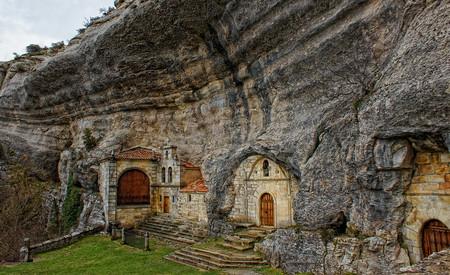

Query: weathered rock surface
[0,0,448,273]
[256,229,411,275]
[398,249,450,274]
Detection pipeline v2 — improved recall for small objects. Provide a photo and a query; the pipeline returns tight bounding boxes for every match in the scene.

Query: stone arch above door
[229,155,298,228]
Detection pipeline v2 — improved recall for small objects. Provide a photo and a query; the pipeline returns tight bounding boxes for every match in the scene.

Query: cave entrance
[229,155,298,228]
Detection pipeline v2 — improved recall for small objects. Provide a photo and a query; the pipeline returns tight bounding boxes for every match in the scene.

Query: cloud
[0,0,114,61]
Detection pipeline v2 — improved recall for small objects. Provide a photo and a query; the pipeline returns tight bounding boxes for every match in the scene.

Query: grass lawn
[0,235,220,275]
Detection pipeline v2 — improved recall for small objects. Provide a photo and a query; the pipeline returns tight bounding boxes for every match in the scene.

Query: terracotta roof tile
[114,147,159,160]
[180,177,208,193]
[181,160,199,168]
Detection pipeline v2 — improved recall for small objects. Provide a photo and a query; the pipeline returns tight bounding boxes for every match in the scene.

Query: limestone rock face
[398,249,450,274]
[0,0,448,274]
[256,229,411,275]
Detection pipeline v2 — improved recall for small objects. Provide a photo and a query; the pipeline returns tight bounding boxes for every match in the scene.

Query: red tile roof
[180,177,208,193]
[114,147,159,160]
[181,159,199,168]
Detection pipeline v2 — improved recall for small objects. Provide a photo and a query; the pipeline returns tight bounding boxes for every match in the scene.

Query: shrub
[82,128,97,151]
[51,41,64,49]
[25,44,42,54]
[16,64,27,72]
[100,6,115,15]
[49,41,65,53]
[46,198,61,236]
[0,163,50,261]
[62,172,84,233]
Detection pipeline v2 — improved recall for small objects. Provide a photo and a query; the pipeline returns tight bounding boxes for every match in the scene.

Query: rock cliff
[0,0,448,273]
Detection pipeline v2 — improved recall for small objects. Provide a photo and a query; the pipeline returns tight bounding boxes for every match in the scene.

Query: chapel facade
[99,142,208,228]
[229,155,299,228]
[99,141,299,231]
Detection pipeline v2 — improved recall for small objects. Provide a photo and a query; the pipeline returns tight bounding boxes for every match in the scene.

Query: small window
[159,195,162,202]
[263,160,269,177]
[168,167,173,183]
[162,167,166,183]
[165,151,168,158]
[172,196,175,203]
[188,194,192,202]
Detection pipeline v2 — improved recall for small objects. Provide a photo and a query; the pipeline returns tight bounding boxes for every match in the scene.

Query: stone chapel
[99,141,208,228]
[99,141,299,231]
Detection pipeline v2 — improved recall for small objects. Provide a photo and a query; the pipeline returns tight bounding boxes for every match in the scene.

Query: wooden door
[117,169,150,205]
[422,220,450,258]
[164,196,170,213]
[260,193,274,226]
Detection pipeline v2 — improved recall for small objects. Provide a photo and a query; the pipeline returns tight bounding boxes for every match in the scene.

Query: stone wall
[181,167,202,187]
[404,152,450,263]
[115,205,154,229]
[230,156,298,227]
[177,192,208,223]
[20,226,102,263]
[99,158,158,227]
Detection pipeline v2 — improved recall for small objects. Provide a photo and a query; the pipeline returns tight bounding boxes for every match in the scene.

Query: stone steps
[138,223,200,240]
[217,226,275,252]
[133,215,207,245]
[217,241,254,251]
[134,229,197,244]
[164,246,266,270]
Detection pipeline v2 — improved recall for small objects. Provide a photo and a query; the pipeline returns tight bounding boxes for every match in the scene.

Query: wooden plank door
[164,196,170,213]
[422,220,450,258]
[260,193,274,226]
[117,169,150,205]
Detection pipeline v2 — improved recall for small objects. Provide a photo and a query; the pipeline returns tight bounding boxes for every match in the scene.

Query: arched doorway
[422,219,450,258]
[260,193,274,226]
[117,169,150,205]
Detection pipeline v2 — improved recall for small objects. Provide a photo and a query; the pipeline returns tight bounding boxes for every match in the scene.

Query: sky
[0,0,114,61]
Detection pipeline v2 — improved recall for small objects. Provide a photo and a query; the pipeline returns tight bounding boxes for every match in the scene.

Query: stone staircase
[133,215,208,245]
[217,226,275,251]
[164,225,274,271]
[163,246,267,271]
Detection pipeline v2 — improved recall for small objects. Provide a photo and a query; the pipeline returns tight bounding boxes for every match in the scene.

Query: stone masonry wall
[404,152,450,263]
[230,156,298,227]
[115,205,154,229]
[178,192,208,223]
[20,226,102,262]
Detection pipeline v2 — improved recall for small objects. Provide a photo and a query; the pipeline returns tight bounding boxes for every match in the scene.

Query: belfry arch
[229,155,298,228]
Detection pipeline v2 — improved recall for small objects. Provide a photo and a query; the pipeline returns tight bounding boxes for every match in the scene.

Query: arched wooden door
[117,169,150,205]
[260,193,274,226]
[422,219,450,258]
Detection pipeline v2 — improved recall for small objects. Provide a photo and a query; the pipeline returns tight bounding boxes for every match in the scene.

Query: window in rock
[188,194,192,202]
[162,167,166,183]
[117,169,150,205]
[263,160,270,177]
[165,151,168,159]
[168,167,173,183]
[422,219,450,258]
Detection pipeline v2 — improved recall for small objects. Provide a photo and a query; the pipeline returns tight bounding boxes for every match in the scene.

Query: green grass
[0,236,219,274]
